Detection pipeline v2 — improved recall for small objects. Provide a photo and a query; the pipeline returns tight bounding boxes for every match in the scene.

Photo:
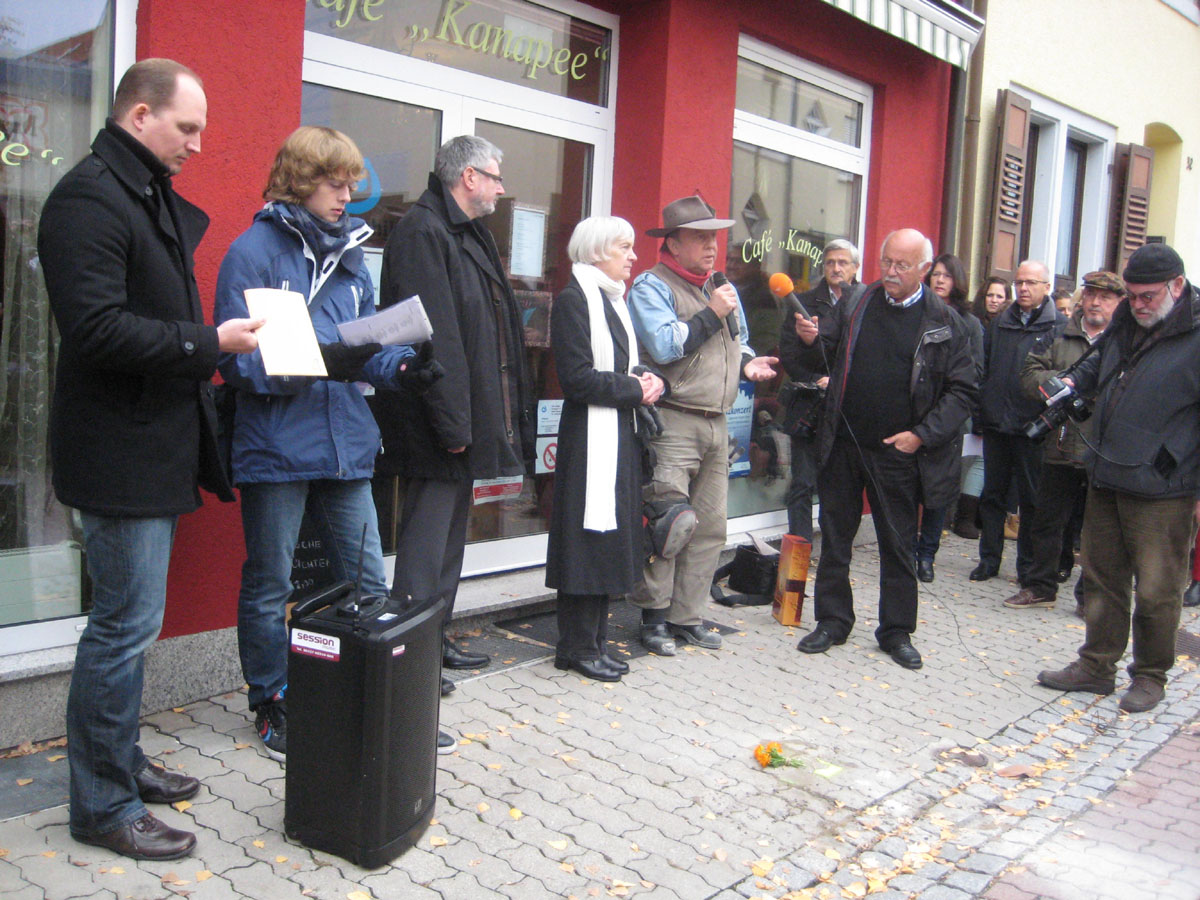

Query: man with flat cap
[1039,243,1200,713]
[627,196,778,654]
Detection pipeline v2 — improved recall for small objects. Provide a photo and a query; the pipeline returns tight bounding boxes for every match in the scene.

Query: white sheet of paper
[243,288,327,377]
[962,433,984,457]
[337,295,433,347]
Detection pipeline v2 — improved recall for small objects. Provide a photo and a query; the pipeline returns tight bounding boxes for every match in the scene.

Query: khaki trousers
[631,406,728,626]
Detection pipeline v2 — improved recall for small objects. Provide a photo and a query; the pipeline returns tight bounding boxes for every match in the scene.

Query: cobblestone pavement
[1,530,1198,900]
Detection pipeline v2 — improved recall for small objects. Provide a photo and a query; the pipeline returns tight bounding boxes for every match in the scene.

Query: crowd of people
[37,57,1200,863]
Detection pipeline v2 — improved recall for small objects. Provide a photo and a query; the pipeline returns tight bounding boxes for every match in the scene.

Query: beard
[1135,293,1176,329]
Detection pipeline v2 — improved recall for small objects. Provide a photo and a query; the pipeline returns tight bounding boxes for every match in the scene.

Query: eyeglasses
[1013,279,1048,289]
[1126,283,1170,304]
[879,258,914,274]
[471,167,504,184]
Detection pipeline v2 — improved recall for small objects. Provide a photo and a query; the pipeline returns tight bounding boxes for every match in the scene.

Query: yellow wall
[964,0,1200,282]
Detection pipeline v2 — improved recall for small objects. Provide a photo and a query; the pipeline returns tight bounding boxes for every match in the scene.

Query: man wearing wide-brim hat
[626,195,778,655]
[1039,242,1200,713]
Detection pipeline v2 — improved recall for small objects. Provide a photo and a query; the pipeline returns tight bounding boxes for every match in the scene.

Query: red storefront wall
[143,0,951,640]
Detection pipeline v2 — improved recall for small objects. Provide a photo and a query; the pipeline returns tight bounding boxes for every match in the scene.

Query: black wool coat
[978,298,1066,434]
[373,175,534,482]
[544,279,646,595]
[37,121,230,517]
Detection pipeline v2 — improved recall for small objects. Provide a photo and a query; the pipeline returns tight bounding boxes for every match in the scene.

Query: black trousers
[978,431,1043,581]
[1025,464,1089,597]
[814,437,921,649]
[388,477,473,625]
[785,433,819,539]
[556,593,610,660]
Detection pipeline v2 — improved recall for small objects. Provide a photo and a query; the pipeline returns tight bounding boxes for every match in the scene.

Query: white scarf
[572,262,640,532]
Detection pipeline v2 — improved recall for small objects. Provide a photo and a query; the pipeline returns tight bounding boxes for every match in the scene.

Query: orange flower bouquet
[753,741,803,768]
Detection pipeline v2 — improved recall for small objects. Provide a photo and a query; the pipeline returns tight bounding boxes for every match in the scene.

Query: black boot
[951,494,981,540]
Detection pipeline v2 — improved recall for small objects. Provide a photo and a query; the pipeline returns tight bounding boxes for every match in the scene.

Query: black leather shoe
[437,730,456,755]
[443,637,490,669]
[74,813,196,861]
[639,623,676,656]
[1184,579,1200,608]
[554,655,621,681]
[668,623,722,649]
[134,763,200,805]
[600,653,630,674]
[1056,566,1073,584]
[797,625,845,654]
[969,564,998,582]
[441,675,456,696]
[916,559,934,583]
[887,641,923,670]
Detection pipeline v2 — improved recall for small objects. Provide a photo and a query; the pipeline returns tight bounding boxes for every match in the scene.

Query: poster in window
[509,203,548,279]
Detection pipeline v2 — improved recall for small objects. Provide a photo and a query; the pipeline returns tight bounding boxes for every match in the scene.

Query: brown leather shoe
[134,763,200,804]
[1003,588,1055,609]
[1118,676,1165,713]
[74,812,196,860]
[1037,660,1115,695]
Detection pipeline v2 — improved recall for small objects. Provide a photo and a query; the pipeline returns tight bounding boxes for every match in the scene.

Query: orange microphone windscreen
[768,272,795,298]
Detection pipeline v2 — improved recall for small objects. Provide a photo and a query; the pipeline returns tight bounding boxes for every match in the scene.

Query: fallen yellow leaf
[824,848,842,860]
[477,802,490,813]
[430,836,448,847]
[347,892,372,900]
[253,840,265,848]
[196,871,213,882]
[713,848,728,862]
[487,763,503,770]
[173,800,192,812]
[16,778,33,786]
[47,755,66,762]
[276,855,288,863]
[751,857,774,877]
[561,860,576,873]
[109,866,125,875]
[41,850,56,858]
[509,808,523,820]
[547,839,569,850]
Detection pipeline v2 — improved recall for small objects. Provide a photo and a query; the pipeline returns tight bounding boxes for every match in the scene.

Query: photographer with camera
[1003,272,1123,613]
[1038,244,1200,713]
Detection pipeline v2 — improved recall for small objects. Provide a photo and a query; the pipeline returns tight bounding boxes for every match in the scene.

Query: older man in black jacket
[793,229,976,669]
[777,239,861,539]
[376,136,535,686]
[971,260,1066,583]
[38,59,262,860]
[1039,244,1200,713]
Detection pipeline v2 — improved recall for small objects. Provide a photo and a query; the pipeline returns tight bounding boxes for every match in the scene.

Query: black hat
[1123,243,1185,284]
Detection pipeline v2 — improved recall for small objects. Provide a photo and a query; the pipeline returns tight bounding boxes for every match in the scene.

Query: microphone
[769,272,813,321]
[710,271,738,338]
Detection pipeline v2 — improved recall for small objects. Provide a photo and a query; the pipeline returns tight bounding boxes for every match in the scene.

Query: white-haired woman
[545,216,666,681]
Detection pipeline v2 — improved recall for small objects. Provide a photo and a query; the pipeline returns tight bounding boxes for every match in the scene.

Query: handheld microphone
[768,273,813,321]
[710,271,738,338]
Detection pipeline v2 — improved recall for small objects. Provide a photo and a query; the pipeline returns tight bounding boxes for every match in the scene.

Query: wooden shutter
[1108,143,1154,274]
[983,90,1032,282]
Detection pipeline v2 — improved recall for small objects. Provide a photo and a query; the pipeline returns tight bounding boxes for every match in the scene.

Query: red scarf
[658,248,711,287]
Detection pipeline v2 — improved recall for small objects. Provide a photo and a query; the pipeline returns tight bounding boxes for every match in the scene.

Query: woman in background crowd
[545,216,666,682]
[914,253,981,581]
[954,276,1011,538]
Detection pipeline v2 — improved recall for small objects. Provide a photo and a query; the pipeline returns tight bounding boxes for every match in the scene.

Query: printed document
[243,288,327,377]
[337,295,433,347]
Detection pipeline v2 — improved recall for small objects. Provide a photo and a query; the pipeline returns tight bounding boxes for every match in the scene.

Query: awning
[819,0,984,69]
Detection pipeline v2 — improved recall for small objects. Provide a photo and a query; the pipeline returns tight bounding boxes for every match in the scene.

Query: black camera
[1023,375,1091,440]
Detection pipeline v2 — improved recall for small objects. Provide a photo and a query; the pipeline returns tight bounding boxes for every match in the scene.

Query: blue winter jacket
[214,204,413,484]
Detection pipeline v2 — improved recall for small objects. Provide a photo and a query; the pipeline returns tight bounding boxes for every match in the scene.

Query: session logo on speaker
[291,628,341,661]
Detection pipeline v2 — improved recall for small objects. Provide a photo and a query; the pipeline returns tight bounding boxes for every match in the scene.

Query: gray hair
[823,238,860,266]
[1016,259,1051,282]
[880,230,934,266]
[568,216,635,265]
[434,135,503,189]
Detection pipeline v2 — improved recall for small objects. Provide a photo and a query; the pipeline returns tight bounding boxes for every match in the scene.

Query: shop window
[0,2,117,638]
[728,37,870,524]
[306,0,611,107]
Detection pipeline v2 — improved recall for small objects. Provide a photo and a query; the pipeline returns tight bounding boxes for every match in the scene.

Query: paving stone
[917,884,973,900]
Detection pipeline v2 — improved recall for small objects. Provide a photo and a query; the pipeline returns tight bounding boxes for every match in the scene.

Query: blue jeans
[68,513,177,837]
[237,479,388,708]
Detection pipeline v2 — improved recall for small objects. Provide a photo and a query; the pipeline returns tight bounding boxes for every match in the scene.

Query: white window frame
[3,0,138,657]
[732,35,872,246]
[1011,85,1116,281]
[305,0,618,578]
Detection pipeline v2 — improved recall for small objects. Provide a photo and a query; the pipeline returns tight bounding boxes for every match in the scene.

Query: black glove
[636,404,663,436]
[397,342,446,394]
[319,341,382,382]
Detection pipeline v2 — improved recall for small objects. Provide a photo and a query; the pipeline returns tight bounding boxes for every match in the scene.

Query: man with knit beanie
[1039,243,1200,713]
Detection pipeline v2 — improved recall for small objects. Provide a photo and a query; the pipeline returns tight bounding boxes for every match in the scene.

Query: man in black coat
[792,229,976,670]
[970,260,1066,583]
[37,59,262,860]
[376,136,534,686]
[777,238,861,539]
